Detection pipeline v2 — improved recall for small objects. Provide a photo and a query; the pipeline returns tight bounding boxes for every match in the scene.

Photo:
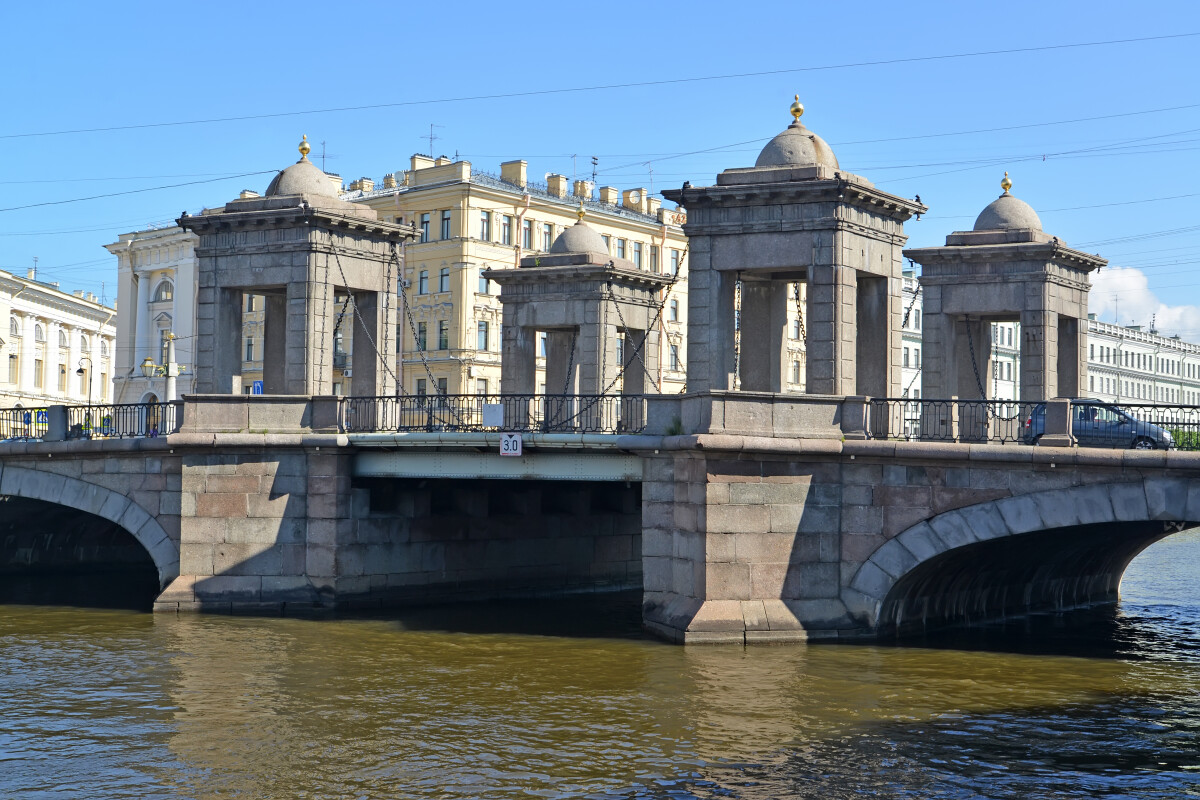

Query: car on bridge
[1024,399,1175,449]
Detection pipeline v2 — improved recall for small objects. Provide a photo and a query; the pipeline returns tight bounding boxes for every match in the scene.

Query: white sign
[499,432,523,457]
[481,403,504,428]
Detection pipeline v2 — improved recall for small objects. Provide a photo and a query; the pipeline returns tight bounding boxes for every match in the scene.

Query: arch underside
[850,477,1200,637]
[0,466,177,588]
[878,521,1184,636]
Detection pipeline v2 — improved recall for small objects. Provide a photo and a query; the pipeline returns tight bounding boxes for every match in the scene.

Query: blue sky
[2,1,1198,334]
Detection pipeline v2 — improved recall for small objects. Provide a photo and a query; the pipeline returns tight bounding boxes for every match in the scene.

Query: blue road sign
[252,380,264,395]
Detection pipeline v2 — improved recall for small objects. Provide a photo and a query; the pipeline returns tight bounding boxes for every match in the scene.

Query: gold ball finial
[1001,171,1012,193]
[790,94,804,123]
[577,200,586,222]
[299,135,311,159]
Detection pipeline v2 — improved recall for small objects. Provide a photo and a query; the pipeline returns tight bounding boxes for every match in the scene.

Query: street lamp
[140,332,180,402]
[75,355,93,407]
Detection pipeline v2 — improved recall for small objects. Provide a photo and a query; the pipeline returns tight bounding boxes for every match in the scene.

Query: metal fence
[867,398,1200,450]
[0,408,48,440]
[340,394,645,434]
[65,401,180,440]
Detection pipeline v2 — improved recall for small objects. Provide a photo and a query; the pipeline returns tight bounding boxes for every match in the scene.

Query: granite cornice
[485,261,674,292]
[905,242,1106,272]
[664,180,924,221]
[180,206,417,242]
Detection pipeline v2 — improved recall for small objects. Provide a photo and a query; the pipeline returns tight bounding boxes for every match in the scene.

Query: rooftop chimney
[501,160,528,188]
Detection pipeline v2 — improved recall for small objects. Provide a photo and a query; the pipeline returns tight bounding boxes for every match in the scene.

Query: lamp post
[140,332,178,402]
[75,355,93,407]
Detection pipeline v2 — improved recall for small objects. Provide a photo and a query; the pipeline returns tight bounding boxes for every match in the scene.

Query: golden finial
[790,94,805,123]
[576,200,586,222]
[299,135,311,159]
[1001,171,1012,193]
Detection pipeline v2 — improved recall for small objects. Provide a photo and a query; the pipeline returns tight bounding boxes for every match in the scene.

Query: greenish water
[2,533,1200,798]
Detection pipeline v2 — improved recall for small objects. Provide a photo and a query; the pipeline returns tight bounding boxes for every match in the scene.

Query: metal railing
[0,408,48,440]
[340,394,645,434]
[65,401,180,440]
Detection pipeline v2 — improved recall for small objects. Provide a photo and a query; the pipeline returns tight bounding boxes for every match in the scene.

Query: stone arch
[0,465,178,587]
[845,476,1199,634]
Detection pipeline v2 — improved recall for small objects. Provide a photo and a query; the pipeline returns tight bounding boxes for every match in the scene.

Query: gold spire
[576,200,586,222]
[299,135,311,159]
[1001,171,1012,193]
[790,94,805,123]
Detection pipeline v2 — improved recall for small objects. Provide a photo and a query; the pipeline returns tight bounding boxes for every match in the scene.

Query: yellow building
[346,156,690,396]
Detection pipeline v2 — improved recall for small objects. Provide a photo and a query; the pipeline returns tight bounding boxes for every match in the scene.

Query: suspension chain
[561,329,578,395]
[793,282,807,342]
[901,284,921,329]
[608,289,661,393]
[964,317,989,402]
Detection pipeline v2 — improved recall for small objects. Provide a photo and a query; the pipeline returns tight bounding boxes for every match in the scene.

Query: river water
[3,533,1200,799]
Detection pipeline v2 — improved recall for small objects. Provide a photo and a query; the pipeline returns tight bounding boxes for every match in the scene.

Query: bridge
[1,391,1198,644]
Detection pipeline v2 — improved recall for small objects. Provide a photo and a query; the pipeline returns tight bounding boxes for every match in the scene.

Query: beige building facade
[345,156,690,396]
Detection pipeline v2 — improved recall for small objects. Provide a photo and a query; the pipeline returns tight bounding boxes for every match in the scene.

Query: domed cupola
[972,172,1042,231]
[754,95,840,170]
[264,135,339,199]
[548,203,609,256]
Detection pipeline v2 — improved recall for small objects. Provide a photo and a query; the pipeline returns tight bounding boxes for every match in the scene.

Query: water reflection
[0,532,1197,798]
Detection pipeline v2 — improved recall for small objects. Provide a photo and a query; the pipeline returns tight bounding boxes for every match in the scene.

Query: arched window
[9,318,17,337]
[34,325,44,343]
[80,335,89,352]
[152,281,174,303]
[58,330,68,348]
[101,341,109,358]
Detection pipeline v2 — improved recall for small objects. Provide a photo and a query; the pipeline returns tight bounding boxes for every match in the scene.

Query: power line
[0,170,276,213]
[3,32,1196,141]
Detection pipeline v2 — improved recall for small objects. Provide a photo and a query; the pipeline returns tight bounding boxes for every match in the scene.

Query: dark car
[1024,399,1175,449]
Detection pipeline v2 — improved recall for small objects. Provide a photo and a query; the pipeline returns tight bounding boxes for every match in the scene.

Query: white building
[105,224,198,405]
[0,269,116,408]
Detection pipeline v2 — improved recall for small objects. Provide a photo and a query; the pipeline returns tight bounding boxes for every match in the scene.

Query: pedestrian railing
[65,401,180,440]
[0,407,49,440]
[340,394,645,434]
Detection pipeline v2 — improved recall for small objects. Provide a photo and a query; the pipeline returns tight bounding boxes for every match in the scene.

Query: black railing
[65,402,180,440]
[0,408,48,440]
[340,394,645,434]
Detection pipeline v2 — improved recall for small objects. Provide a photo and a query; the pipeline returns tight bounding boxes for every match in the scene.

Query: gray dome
[755,121,840,170]
[265,156,338,199]
[550,221,608,254]
[973,192,1042,232]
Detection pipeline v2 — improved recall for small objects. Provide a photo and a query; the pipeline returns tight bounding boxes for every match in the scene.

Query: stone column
[500,324,537,394]
[288,279,333,395]
[89,333,102,406]
[135,273,152,365]
[738,280,787,392]
[855,274,890,398]
[684,261,736,393]
[1057,315,1081,399]
[47,323,62,398]
[1020,309,1058,402]
[544,330,576,396]
[263,293,287,394]
[621,328,648,395]
[66,326,81,401]
[806,264,856,395]
[350,291,386,397]
[19,315,35,393]
[207,289,243,394]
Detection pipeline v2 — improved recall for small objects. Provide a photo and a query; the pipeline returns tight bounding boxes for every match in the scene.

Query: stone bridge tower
[180,137,416,396]
[905,174,1106,403]
[662,98,925,398]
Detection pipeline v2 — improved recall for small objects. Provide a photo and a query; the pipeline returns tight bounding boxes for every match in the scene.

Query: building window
[522,219,532,249]
[904,348,910,368]
[669,344,679,371]
[633,242,643,268]
[501,215,513,245]
[58,330,67,349]
[650,245,659,272]
[791,318,801,340]
[7,356,16,384]
[616,239,626,259]
[439,267,450,293]
[476,378,488,396]
[1004,361,1010,380]
[914,349,921,369]
[57,366,67,393]
[9,318,16,338]
[441,210,452,240]
[437,377,447,396]
[477,320,489,351]
[418,270,429,294]
[245,339,254,361]
[542,223,553,251]
[419,213,431,242]
[792,360,802,384]
[478,272,490,294]
[669,249,681,275]
[101,341,109,358]
[33,359,43,389]
[538,332,547,358]
[416,322,427,351]
[480,211,492,241]
[416,378,427,396]
[438,320,449,350]
[152,281,174,302]
[77,367,87,395]
[914,309,921,330]
[34,325,44,343]
[1090,344,1095,360]
[601,235,611,253]
[669,299,679,322]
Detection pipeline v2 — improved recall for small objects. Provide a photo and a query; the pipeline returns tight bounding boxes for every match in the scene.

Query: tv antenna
[423,124,444,158]
[591,156,598,186]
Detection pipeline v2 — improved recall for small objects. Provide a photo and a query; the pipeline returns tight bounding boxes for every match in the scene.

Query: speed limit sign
[499,432,523,456]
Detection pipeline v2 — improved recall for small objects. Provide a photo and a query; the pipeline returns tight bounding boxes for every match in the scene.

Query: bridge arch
[0,465,178,588]
[846,476,1200,636]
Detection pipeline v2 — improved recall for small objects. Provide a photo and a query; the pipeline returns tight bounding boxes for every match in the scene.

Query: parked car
[1024,399,1174,449]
